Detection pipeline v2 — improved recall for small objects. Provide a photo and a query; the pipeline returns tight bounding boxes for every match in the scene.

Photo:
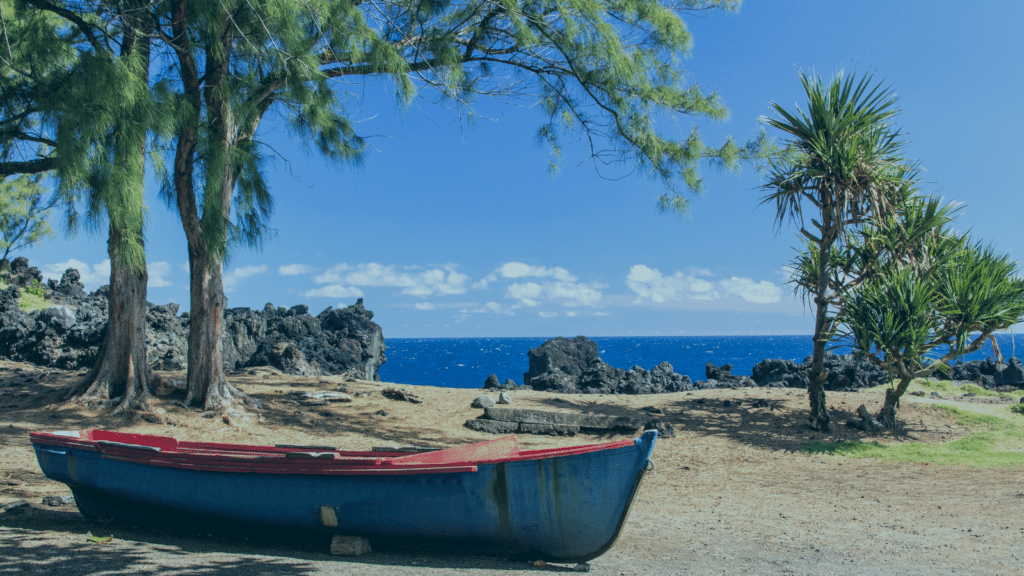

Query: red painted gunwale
[30,429,635,476]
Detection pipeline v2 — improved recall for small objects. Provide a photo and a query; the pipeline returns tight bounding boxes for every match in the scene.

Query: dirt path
[2,362,1023,575]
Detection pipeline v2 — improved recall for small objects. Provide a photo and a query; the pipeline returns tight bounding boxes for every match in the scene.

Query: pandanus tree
[837,202,1024,428]
[761,70,914,432]
[152,0,771,411]
[1,0,167,411]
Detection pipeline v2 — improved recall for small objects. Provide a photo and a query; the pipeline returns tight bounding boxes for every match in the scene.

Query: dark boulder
[523,336,599,390]
[996,357,1024,387]
[699,362,756,389]
[47,269,86,302]
[751,358,806,388]
[222,307,266,371]
[240,298,386,380]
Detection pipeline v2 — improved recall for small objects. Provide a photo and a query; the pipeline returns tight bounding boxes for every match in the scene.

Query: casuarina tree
[1,0,167,411]
[153,0,771,411]
[760,70,913,432]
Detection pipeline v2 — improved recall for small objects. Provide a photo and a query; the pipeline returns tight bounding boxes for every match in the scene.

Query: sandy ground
[2,360,1023,575]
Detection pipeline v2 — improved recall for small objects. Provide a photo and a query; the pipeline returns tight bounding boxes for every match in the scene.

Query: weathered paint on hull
[33,431,657,561]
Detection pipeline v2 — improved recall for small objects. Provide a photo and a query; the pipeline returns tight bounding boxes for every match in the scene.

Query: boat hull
[33,431,656,561]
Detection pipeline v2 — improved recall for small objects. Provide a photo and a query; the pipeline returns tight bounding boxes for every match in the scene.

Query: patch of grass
[803,403,1024,468]
[928,404,1005,427]
[18,289,51,312]
[867,377,1023,400]
[0,279,54,312]
[1012,403,1024,416]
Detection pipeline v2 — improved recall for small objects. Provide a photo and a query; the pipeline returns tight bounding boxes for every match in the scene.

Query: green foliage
[837,216,1024,387]
[0,0,161,274]
[761,70,910,238]
[0,174,56,260]
[1011,403,1024,416]
[154,0,770,267]
[23,278,45,298]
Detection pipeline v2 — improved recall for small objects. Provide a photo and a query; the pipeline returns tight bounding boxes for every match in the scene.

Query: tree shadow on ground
[532,391,891,451]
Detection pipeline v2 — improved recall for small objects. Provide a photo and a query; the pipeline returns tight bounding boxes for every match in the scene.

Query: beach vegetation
[835,207,1024,429]
[802,404,1024,468]
[760,70,916,432]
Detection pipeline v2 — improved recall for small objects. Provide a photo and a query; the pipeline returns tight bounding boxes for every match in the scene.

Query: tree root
[200,379,263,414]
[845,404,888,433]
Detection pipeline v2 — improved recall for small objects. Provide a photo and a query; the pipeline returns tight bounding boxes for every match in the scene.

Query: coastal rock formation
[943,357,1024,389]
[220,298,388,379]
[523,336,693,394]
[751,353,890,391]
[0,260,386,379]
[693,362,758,389]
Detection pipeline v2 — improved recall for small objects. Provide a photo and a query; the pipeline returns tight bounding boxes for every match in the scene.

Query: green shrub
[23,278,45,298]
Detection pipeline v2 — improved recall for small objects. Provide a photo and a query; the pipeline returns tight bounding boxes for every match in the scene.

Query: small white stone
[330,535,372,556]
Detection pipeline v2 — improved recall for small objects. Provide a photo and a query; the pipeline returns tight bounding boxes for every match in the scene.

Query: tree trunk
[807,226,834,432]
[66,227,156,413]
[877,378,913,430]
[990,335,1006,370]
[184,250,259,411]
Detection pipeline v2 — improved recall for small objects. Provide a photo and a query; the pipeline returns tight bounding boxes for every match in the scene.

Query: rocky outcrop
[523,336,599,391]
[693,362,758,389]
[523,336,692,394]
[241,299,386,380]
[751,353,891,391]
[0,277,109,369]
[944,357,1024,389]
[0,260,386,379]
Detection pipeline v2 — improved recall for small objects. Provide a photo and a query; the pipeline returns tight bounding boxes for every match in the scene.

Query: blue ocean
[378,334,1024,389]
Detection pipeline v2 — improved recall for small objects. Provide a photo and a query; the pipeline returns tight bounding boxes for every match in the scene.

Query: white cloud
[316,262,468,297]
[718,277,783,304]
[279,263,314,276]
[507,282,543,307]
[497,262,576,282]
[506,280,602,307]
[565,311,578,317]
[42,259,111,289]
[415,302,436,310]
[539,311,558,318]
[627,265,781,305]
[305,285,365,298]
[484,301,514,315]
[223,265,268,293]
[148,262,172,288]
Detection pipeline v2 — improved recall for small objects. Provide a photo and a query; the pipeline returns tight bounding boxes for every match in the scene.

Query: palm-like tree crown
[761,70,910,243]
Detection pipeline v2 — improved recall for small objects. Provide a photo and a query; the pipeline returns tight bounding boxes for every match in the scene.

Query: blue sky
[21,1,1024,337]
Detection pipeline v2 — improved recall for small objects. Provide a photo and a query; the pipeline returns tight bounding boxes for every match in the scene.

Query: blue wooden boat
[31,428,657,561]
